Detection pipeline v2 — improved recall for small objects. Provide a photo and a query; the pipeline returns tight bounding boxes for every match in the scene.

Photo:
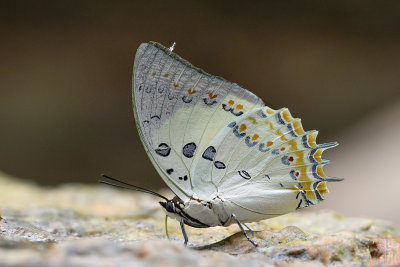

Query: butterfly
[100,41,342,246]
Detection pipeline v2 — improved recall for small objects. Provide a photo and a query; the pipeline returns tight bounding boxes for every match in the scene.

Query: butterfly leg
[180,218,189,246]
[243,223,254,232]
[231,213,258,246]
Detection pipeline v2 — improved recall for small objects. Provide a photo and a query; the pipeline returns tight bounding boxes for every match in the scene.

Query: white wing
[191,106,340,222]
[133,42,264,201]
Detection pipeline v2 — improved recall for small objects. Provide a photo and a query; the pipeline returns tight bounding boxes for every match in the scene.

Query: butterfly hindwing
[191,106,339,221]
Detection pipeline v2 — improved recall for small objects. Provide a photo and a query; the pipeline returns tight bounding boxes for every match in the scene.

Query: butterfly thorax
[159,195,231,228]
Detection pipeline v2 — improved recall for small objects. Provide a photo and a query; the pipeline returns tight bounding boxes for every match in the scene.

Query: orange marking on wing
[288,140,298,151]
[288,187,299,194]
[301,182,317,201]
[280,147,286,151]
[314,149,323,162]
[247,116,257,124]
[317,182,328,196]
[265,121,274,130]
[236,104,243,110]
[266,108,274,114]
[308,132,318,147]
[295,151,305,165]
[163,74,169,77]
[306,189,317,201]
[252,134,259,141]
[316,165,326,178]
[173,83,179,88]
[209,93,218,99]
[228,99,235,105]
[293,119,305,135]
[188,89,197,95]
[288,183,306,194]
[297,167,310,181]
[276,130,288,141]
[266,141,273,147]
[282,109,293,122]
[239,124,247,132]
[300,167,309,179]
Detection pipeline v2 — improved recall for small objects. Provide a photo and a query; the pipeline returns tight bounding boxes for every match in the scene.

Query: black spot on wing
[214,161,226,169]
[313,182,324,201]
[203,98,217,106]
[227,121,236,128]
[238,170,251,179]
[245,136,258,147]
[145,86,153,93]
[277,112,285,124]
[178,175,188,181]
[182,95,192,103]
[232,125,246,138]
[259,143,270,152]
[202,146,216,161]
[257,109,267,118]
[166,168,174,174]
[183,142,196,158]
[222,103,231,112]
[231,110,244,116]
[155,143,171,157]
[222,104,244,117]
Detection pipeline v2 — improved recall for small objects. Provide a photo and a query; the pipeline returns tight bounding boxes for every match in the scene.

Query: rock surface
[0,172,399,266]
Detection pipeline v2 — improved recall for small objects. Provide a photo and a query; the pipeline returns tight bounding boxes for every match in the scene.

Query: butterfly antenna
[99,174,168,201]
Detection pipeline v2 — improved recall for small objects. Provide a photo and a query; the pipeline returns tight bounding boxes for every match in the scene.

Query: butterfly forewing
[134,44,192,199]
[133,42,264,201]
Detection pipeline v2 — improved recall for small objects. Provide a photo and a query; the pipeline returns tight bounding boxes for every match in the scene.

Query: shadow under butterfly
[100,42,343,247]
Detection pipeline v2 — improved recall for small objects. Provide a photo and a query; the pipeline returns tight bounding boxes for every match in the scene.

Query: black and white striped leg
[180,218,189,246]
[243,223,254,232]
[231,213,258,246]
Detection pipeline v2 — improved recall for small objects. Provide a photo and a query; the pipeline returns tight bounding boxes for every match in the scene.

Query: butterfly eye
[165,202,174,212]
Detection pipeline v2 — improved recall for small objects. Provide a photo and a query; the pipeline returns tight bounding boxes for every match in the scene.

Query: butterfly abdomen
[160,196,231,227]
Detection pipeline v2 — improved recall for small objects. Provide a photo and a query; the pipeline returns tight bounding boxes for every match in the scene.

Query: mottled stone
[0,172,399,266]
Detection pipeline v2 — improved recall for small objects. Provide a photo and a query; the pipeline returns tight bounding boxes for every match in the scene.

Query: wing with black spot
[190,106,340,221]
[133,42,264,200]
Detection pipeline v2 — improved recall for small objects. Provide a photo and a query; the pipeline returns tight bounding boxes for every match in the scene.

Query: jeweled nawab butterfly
[100,42,342,246]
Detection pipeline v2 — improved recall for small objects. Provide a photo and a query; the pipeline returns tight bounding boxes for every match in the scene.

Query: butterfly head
[159,200,175,213]
[99,175,211,228]
[159,196,185,215]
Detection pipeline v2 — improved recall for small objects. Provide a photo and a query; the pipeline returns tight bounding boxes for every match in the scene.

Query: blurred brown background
[1,1,399,222]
